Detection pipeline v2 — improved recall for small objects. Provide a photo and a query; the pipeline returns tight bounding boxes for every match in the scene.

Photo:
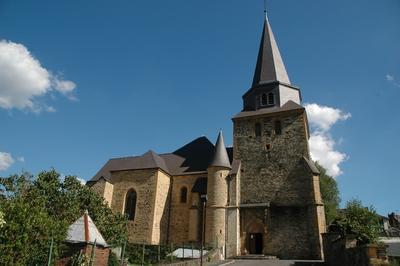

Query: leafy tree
[330,199,381,245]
[0,210,5,228]
[0,170,127,265]
[316,163,340,225]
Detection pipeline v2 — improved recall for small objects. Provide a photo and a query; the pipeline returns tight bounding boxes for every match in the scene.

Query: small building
[57,211,110,266]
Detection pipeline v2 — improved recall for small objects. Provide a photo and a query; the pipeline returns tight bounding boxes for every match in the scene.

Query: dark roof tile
[209,131,231,169]
[89,136,237,182]
[233,100,304,119]
[303,157,320,175]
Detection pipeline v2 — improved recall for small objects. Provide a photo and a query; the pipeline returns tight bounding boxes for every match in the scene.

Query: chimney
[84,210,89,243]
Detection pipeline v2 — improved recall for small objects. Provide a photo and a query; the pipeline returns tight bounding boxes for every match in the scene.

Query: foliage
[330,199,381,245]
[107,251,120,266]
[0,210,5,228]
[0,169,127,265]
[69,251,90,266]
[316,163,340,224]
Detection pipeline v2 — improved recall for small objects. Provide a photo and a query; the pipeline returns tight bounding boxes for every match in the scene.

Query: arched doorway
[246,219,264,254]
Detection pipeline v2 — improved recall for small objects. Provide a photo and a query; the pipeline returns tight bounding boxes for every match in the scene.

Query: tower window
[261,93,268,106]
[255,123,262,137]
[124,189,137,220]
[268,93,274,105]
[260,93,274,106]
[180,187,188,203]
[275,120,282,135]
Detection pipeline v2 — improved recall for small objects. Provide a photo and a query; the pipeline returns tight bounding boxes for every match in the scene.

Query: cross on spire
[264,0,268,19]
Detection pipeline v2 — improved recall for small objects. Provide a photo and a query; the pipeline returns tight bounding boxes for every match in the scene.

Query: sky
[0,0,399,215]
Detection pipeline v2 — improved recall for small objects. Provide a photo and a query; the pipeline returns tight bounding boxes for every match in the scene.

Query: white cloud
[53,79,77,100]
[386,74,400,88]
[60,173,86,185]
[77,177,86,185]
[305,103,350,177]
[308,133,348,177]
[0,151,14,171]
[0,40,77,113]
[386,74,394,81]
[17,156,25,163]
[305,103,351,132]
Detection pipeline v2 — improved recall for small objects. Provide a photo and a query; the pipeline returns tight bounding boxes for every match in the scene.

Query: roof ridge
[109,155,140,160]
[143,150,169,173]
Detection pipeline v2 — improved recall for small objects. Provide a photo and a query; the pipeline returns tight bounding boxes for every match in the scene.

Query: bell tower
[232,14,326,259]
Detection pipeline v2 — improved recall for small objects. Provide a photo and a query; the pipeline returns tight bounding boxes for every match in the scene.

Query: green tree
[0,210,5,228]
[331,199,381,245]
[0,170,127,265]
[316,163,340,224]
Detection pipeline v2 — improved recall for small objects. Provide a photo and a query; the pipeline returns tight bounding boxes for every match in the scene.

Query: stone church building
[87,16,326,259]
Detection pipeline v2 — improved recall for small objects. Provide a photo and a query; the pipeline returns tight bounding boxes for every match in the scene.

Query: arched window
[255,123,262,137]
[274,120,282,135]
[267,93,274,105]
[180,187,188,203]
[261,93,268,106]
[124,189,137,220]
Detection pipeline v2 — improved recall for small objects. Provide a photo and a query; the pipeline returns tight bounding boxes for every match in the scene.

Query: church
[87,14,326,259]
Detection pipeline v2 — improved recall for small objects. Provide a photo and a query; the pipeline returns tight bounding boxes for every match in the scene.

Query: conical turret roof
[252,17,291,86]
[209,131,231,169]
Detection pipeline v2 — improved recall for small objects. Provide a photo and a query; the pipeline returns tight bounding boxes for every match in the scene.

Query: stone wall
[169,174,206,244]
[233,110,310,205]
[91,178,114,207]
[152,170,171,244]
[233,109,325,259]
[110,169,160,244]
[226,207,240,257]
[265,205,318,259]
[226,170,241,257]
[205,167,229,248]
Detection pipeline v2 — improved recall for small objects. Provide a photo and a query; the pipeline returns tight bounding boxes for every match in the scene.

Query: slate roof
[252,17,291,87]
[88,136,239,183]
[191,177,207,194]
[209,131,231,169]
[303,156,320,175]
[66,212,108,247]
[233,100,304,120]
[230,159,241,175]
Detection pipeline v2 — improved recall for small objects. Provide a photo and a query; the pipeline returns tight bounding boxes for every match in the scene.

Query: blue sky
[0,0,399,215]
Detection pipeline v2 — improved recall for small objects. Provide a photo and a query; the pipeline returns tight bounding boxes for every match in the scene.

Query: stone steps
[233,254,278,260]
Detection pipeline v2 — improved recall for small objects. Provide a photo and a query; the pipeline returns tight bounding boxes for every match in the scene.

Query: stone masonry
[233,108,325,259]
[88,14,327,260]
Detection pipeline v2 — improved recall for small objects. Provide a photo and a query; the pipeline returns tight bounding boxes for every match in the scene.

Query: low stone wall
[323,233,388,266]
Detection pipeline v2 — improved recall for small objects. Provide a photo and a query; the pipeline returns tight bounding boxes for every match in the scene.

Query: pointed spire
[209,131,231,169]
[252,16,291,87]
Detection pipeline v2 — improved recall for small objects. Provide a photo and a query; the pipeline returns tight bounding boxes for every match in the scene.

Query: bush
[329,199,381,245]
[0,170,127,265]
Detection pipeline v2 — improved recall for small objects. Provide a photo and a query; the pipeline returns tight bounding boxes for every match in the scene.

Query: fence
[119,242,214,265]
